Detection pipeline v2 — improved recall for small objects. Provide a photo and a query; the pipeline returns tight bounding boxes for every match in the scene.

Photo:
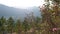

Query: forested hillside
[0,0,60,34]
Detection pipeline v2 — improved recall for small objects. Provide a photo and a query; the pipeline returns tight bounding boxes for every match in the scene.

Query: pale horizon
[0,0,44,9]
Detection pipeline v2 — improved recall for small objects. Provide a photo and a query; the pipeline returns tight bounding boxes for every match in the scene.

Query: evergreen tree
[16,19,22,34]
[7,17,14,34]
[22,17,30,34]
[0,16,7,34]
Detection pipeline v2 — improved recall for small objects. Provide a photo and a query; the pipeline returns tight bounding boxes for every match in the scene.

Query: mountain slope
[0,4,41,19]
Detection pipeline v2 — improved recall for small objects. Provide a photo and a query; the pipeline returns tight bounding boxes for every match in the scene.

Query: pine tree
[16,19,22,34]
[22,17,30,34]
[0,16,7,34]
[7,17,14,34]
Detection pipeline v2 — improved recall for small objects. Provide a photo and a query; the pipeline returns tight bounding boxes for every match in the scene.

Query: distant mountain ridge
[0,4,41,19]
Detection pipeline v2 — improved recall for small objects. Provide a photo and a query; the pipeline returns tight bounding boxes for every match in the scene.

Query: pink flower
[52,28,60,31]
[52,28,57,31]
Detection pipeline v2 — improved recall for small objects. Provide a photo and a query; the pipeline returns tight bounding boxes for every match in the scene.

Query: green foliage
[15,19,22,34]
[22,18,30,32]
[0,14,41,34]
[7,17,14,33]
[0,16,7,34]
[40,0,60,34]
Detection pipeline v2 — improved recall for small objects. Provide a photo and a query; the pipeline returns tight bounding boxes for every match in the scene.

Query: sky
[0,0,44,9]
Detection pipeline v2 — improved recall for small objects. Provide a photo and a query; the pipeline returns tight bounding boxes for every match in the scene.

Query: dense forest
[0,0,60,34]
[0,13,41,34]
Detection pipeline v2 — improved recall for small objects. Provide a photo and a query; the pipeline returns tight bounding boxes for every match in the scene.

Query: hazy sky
[0,0,44,9]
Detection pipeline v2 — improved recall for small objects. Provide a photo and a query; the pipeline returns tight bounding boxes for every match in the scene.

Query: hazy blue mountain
[27,6,41,17]
[0,4,41,20]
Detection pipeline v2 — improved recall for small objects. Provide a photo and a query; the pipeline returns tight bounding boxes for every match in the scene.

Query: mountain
[27,6,41,17]
[0,4,41,20]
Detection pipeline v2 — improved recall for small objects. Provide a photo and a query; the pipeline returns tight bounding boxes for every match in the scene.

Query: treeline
[0,0,60,34]
[0,13,42,34]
